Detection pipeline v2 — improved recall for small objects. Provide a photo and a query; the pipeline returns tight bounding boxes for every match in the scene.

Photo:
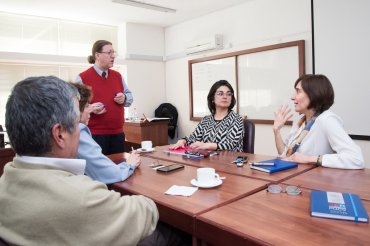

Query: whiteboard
[191,57,236,117]
[189,41,305,122]
[314,0,370,138]
[238,46,300,120]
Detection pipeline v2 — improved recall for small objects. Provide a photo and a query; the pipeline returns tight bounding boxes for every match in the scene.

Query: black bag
[155,103,178,139]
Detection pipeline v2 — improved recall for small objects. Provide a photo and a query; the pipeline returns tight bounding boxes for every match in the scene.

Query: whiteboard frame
[188,40,305,123]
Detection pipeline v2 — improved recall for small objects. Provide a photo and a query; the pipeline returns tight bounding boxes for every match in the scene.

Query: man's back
[0,153,158,246]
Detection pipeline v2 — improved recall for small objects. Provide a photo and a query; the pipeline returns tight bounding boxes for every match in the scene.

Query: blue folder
[250,159,298,173]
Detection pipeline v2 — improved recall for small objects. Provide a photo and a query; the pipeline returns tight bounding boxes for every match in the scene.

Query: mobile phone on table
[232,156,249,164]
[156,164,185,173]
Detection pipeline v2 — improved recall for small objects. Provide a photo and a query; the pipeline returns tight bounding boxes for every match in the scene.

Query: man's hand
[114,92,125,105]
[91,102,107,115]
[127,151,141,168]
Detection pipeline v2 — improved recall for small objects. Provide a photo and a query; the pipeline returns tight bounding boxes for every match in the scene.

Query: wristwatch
[316,155,322,166]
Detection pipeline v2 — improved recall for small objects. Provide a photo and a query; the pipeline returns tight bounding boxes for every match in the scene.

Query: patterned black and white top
[185,111,244,151]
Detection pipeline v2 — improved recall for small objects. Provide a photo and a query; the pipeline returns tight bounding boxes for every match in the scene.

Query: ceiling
[0,0,252,27]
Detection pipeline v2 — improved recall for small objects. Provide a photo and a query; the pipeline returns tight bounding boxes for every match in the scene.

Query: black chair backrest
[243,119,255,153]
[154,103,178,139]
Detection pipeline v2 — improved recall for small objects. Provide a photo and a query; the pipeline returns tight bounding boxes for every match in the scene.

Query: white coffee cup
[196,167,220,185]
[141,140,153,150]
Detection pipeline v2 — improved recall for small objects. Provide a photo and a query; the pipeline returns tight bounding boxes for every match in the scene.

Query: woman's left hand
[190,142,218,150]
[189,141,209,150]
[283,152,316,164]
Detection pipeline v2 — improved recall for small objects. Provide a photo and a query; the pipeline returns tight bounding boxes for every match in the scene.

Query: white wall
[123,23,166,118]
[126,23,164,57]
[125,60,166,117]
[164,0,312,149]
[163,0,370,167]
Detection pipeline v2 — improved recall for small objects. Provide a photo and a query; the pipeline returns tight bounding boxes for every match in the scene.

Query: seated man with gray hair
[0,76,160,245]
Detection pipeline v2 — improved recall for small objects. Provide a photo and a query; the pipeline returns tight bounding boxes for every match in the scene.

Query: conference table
[195,187,370,246]
[108,147,370,246]
[282,167,370,201]
[143,145,316,183]
[109,155,269,235]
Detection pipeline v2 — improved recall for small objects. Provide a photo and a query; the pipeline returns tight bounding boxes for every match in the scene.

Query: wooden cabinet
[124,120,168,147]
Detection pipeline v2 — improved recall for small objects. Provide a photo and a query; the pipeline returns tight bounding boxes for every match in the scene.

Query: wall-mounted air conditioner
[185,34,223,55]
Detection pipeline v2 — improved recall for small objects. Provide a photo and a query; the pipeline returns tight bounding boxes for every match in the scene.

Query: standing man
[76,40,133,155]
[0,76,159,245]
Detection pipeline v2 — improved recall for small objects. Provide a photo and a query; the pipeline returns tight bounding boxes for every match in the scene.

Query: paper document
[165,185,198,197]
[142,113,170,122]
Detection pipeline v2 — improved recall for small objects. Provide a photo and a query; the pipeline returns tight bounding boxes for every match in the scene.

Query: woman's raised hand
[273,105,293,132]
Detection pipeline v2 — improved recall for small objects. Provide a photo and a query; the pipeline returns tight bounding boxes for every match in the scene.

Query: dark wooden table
[195,188,370,246]
[109,151,370,246]
[145,145,316,183]
[283,167,370,201]
[109,155,268,235]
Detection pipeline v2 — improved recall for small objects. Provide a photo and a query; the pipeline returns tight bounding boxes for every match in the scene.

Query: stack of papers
[165,185,198,197]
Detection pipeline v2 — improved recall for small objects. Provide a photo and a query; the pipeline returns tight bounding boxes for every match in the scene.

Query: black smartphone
[156,164,185,173]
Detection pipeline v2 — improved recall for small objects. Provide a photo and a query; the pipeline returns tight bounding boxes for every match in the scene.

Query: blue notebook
[250,159,298,173]
[311,190,368,223]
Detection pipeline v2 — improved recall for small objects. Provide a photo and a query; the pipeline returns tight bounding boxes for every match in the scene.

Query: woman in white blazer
[273,74,364,169]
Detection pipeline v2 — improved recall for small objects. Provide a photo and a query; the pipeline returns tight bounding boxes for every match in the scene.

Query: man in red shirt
[76,40,133,155]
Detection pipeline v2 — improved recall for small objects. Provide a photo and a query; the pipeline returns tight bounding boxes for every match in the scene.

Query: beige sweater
[0,159,158,246]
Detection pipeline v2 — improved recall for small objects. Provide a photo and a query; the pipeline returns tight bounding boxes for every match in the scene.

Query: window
[0,12,122,128]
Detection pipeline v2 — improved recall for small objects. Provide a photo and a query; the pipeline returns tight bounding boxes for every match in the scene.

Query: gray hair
[5,76,80,156]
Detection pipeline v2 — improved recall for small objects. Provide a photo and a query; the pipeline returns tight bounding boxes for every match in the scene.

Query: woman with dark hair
[172,80,244,151]
[273,74,364,169]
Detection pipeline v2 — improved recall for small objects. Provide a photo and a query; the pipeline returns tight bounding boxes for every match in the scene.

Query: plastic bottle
[132,107,139,121]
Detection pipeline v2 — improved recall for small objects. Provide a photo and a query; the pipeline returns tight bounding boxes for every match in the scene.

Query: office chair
[243,119,255,153]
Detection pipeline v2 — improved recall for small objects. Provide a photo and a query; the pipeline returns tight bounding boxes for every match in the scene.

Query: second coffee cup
[141,140,153,150]
[197,167,220,185]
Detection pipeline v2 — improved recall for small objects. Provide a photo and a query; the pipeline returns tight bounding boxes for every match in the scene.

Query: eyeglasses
[98,51,116,56]
[215,91,233,97]
[267,185,301,195]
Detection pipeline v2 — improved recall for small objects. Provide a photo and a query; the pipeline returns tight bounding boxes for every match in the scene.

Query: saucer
[190,178,222,188]
[137,147,155,153]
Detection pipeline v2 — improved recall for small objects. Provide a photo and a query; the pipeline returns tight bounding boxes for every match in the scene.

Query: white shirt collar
[15,155,86,175]
[93,64,108,77]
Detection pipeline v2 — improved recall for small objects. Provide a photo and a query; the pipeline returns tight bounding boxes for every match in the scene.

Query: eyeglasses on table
[267,184,302,195]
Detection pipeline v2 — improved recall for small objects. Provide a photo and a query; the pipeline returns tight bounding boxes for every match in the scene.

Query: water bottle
[132,108,139,121]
